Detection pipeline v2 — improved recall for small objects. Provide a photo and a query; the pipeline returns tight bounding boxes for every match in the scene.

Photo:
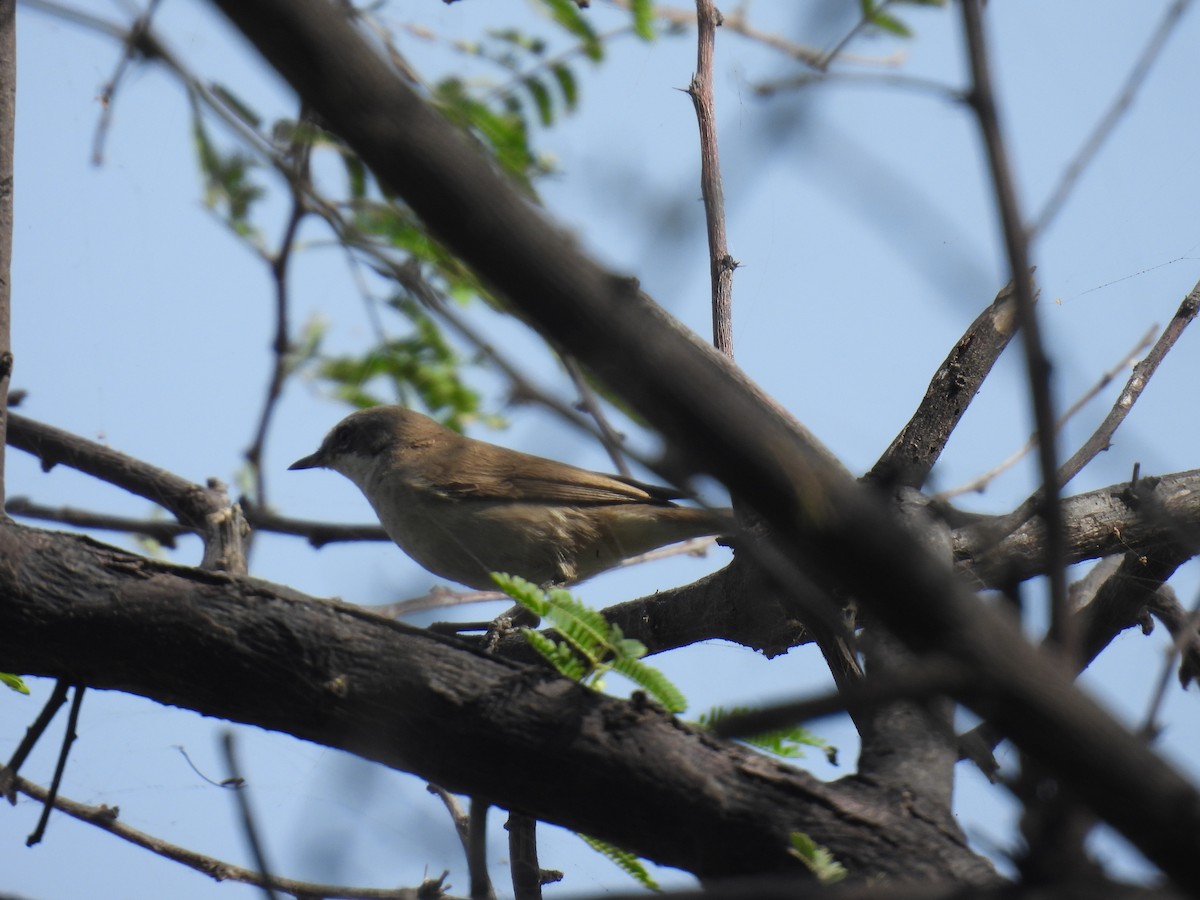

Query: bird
[289,405,733,590]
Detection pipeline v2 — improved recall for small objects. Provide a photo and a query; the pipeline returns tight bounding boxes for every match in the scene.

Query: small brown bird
[289,405,732,590]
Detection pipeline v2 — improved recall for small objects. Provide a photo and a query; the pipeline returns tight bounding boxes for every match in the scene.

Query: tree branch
[867,276,1021,489]
[0,520,998,883]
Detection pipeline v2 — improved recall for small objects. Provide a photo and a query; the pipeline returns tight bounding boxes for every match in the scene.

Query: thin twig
[1031,0,1193,238]
[559,352,630,475]
[245,108,312,509]
[92,0,163,165]
[468,798,496,900]
[959,0,1068,653]
[221,731,279,900]
[1146,587,1200,689]
[609,0,899,69]
[11,774,445,899]
[27,684,84,846]
[1141,598,1194,739]
[753,69,960,99]
[1,679,69,802]
[712,658,974,740]
[961,284,1200,539]
[0,0,14,510]
[688,0,735,358]
[5,496,192,546]
[941,324,1156,499]
[814,0,897,71]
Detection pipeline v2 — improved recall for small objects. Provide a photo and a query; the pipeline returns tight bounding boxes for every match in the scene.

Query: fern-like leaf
[608,657,686,714]
[578,834,659,891]
[789,832,848,884]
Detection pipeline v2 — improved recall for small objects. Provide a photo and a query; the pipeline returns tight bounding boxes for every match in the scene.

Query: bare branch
[958,468,1200,588]
[0,0,14,509]
[959,0,1067,650]
[688,0,735,358]
[244,112,312,508]
[6,413,247,572]
[867,277,1021,489]
[9,773,447,899]
[941,323,1156,499]
[1031,0,1194,237]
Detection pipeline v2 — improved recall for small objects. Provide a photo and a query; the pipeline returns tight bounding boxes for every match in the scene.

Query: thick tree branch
[0,521,997,884]
[958,469,1200,588]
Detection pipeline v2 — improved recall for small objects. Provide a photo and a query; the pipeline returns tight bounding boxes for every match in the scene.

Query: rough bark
[0,520,998,884]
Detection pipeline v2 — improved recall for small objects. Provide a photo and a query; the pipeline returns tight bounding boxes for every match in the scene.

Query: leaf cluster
[492,574,687,714]
[698,706,837,764]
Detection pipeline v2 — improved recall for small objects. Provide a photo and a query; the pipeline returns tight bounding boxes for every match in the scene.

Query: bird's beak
[288,451,325,471]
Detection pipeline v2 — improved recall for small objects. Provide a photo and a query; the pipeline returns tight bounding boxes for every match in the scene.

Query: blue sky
[5,2,1200,897]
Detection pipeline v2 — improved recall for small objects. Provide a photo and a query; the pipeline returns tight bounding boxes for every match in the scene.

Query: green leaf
[433,77,540,190]
[608,657,686,713]
[697,706,836,760]
[578,834,660,890]
[551,64,579,112]
[523,76,554,127]
[789,833,848,884]
[537,0,603,61]
[630,0,655,41]
[188,92,264,241]
[311,296,484,431]
[867,8,912,36]
[209,82,263,129]
[524,629,588,681]
[492,573,551,617]
[492,574,687,712]
[1,672,30,695]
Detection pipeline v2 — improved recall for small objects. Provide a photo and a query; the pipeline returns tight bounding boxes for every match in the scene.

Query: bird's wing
[439,446,683,506]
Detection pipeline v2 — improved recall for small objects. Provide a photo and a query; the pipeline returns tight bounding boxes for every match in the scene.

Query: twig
[1142,589,1200,740]
[867,277,1023,489]
[468,798,496,900]
[1056,290,1198,489]
[609,0,898,69]
[711,658,974,740]
[221,731,279,900]
[0,679,69,802]
[244,107,312,509]
[92,0,163,165]
[559,352,630,475]
[27,684,85,846]
[10,774,446,899]
[426,784,471,845]
[506,811,543,900]
[688,0,735,358]
[961,284,1200,540]
[6,413,247,572]
[1031,0,1193,238]
[0,0,13,510]
[814,0,897,71]
[1146,587,1200,689]
[753,69,959,99]
[5,496,193,546]
[940,324,1156,499]
[959,0,1068,653]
